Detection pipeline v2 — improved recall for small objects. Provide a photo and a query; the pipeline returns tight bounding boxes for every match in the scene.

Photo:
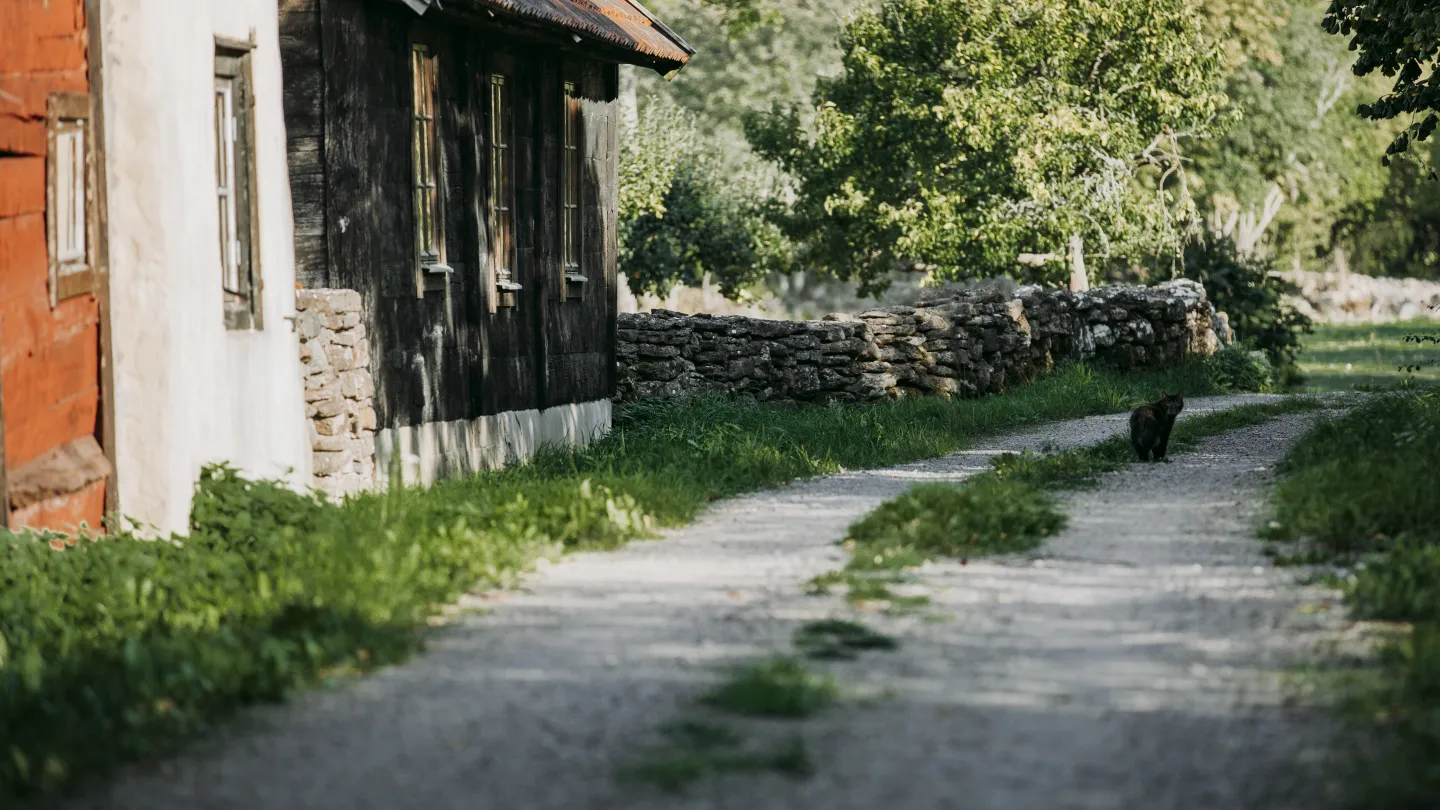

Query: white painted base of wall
[375,399,612,488]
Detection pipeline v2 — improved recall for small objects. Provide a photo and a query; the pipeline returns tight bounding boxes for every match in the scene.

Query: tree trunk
[1068,233,1089,291]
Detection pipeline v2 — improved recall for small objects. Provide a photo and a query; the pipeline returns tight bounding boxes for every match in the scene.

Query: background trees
[743,0,1227,293]
[617,0,1440,302]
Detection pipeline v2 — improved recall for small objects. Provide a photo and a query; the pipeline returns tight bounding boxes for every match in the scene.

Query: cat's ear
[1161,390,1168,397]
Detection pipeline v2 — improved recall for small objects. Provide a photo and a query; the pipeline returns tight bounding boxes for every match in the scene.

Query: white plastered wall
[102,0,308,534]
[377,400,612,488]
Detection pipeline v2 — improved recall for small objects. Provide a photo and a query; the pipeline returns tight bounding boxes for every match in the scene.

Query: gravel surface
[65,394,1347,810]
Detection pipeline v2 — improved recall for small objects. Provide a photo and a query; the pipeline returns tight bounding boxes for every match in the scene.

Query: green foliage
[1267,389,1438,553]
[1323,0,1440,163]
[620,97,790,299]
[701,658,838,717]
[1205,344,1277,393]
[847,479,1065,564]
[1337,142,1440,281]
[1181,236,1312,374]
[1348,539,1440,623]
[1189,1,1399,271]
[746,0,1228,292]
[1267,388,1440,809]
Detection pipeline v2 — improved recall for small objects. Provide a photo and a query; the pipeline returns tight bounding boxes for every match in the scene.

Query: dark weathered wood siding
[277,0,620,429]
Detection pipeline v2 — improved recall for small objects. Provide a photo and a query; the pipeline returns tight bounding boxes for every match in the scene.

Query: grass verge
[815,397,1325,605]
[1298,320,1440,393]
[0,359,1242,801]
[1261,387,1440,809]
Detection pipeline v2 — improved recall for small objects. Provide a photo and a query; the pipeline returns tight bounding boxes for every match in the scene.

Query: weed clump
[794,619,899,660]
[702,658,838,718]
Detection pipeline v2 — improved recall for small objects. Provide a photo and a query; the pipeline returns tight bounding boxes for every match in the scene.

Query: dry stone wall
[617,280,1222,404]
[296,290,378,499]
[1283,269,1440,324]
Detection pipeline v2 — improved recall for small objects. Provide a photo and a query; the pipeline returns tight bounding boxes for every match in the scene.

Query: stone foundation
[296,290,377,499]
[618,280,1222,404]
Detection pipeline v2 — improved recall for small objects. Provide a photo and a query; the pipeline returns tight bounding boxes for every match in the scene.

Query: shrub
[1181,236,1312,381]
[1204,345,1276,393]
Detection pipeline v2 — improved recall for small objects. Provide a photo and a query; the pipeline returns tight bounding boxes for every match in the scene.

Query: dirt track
[67,395,1345,810]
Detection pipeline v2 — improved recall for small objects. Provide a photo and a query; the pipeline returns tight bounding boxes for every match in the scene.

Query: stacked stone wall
[296,290,378,498]
[618,280,1221,404]
[1283,269,1440,324]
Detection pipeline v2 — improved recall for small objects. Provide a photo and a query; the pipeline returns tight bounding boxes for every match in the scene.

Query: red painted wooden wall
[0,0,107,532]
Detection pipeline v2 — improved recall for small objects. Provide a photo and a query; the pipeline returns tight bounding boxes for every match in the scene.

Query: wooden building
[277,0,691,484]
[0,0,116,532]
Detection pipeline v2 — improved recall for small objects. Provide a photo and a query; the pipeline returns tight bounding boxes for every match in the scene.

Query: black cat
[1129,392,1184,462]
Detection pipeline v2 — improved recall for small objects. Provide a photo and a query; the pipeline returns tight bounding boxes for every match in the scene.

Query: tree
[1322,0,1440,163]
[1189,0,1397,268]
[619,97,791,299]
[745,0,1228,294]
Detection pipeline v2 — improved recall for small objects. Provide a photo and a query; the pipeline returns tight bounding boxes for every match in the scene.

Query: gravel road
[65,394,1346,810]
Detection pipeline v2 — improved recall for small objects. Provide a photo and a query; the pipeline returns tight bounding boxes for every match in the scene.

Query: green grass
[1262,388,1440,810]
[616,720,813,792]
[814,397,1325,600]
[1297,320,1440,393]
[701,658,839,718]
[793,619,899,660]
[0,359,1247,801]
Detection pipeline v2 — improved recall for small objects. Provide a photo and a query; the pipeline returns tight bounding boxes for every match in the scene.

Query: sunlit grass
[1297,320,1440,392]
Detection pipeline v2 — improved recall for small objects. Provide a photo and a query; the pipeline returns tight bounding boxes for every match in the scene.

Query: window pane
[214,81,240,294]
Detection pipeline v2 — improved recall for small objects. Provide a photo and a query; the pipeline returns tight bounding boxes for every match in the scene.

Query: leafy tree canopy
[746,0,1228,293]
[1189,0,1397,267]
[1323,0,1440,162]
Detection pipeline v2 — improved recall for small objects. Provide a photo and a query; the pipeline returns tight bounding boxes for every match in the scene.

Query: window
[411,44,449,294]
[561,81,584,300]
[489,72,519,307]
[46,93,94,305]
[215,43,261,330]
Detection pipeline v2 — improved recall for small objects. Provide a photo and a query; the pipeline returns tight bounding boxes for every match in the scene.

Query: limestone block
[297,310,326,341]
[314,396,347,419]
[325,344,356,371]
[313,433,349,453]
[341,370,375,399]
[350,435,376,460]
[357,406,378,431]
[329,328,362,347]
[314,413,348,436]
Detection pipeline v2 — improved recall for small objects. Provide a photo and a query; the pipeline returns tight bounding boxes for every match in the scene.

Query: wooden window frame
[47,93,96,306]
[215,41,263,331]
[561,79,585,301]
[410,42,450,297]
[489,71,519,309]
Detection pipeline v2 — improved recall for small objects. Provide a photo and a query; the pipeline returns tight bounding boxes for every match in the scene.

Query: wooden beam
[87,0,120,523]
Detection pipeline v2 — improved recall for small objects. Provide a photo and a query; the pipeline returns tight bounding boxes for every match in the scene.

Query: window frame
[214,40,263,331]
[46,93,95,307]
[410,42,450,297]
[560,79,585,301]
[489,70,519,309]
